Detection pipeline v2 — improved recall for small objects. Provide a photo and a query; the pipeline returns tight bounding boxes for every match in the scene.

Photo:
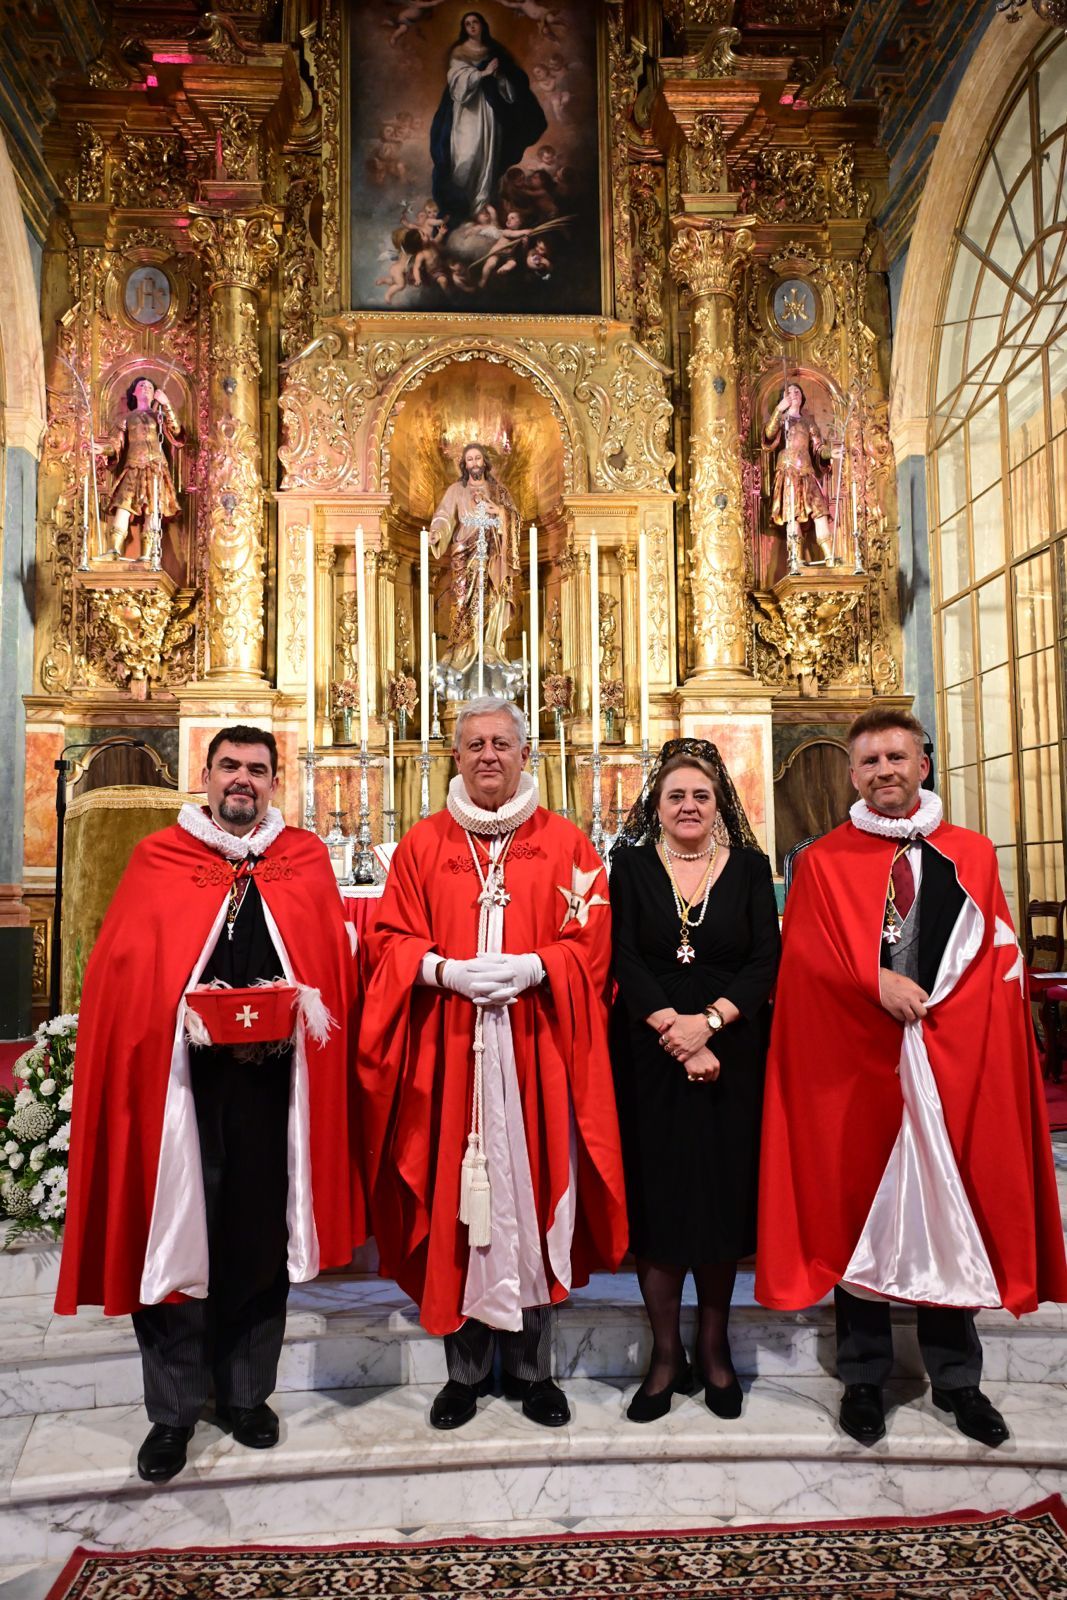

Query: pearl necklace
[662,838,713,862]
[659,840,718,963]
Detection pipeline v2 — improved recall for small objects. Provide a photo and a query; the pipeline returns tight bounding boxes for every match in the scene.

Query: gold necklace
[226,859,256,942]
[659,841,718,964]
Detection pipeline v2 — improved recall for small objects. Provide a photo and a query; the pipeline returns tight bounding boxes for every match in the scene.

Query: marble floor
[0,1150,1063,1573]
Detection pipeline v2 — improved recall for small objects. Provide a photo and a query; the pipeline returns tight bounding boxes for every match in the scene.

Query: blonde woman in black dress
[609,740,780,1421]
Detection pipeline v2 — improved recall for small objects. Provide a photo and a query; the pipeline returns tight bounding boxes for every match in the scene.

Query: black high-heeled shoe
[703,1374,744,1419]
[626,1361,696,1423]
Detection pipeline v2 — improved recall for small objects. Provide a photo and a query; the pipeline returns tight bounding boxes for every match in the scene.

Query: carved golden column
[668,219,754,685]
[315,542,336,740]
[616,543,639,736]
[377,545,398,704]
[188,208,280,682]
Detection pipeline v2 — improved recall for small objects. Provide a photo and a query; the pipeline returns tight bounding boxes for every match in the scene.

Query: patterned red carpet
[45,1498,1067,1599]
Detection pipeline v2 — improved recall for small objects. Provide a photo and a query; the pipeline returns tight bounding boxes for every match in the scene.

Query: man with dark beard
[57,726,362,1484]
[430,11,546,223]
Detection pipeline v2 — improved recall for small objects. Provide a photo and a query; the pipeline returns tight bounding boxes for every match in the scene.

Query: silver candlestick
[382,807,397,844]
[640,737,653,791]
[418,738,431,819]
[590,748,606,859]
[302,748,318,833]
[530,737,541,784]
[352,741,380,885]
[430,672,442,741]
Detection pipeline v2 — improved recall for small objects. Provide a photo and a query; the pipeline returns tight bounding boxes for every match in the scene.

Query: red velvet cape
[55,821,365,1316]
[357,806,628,1335]
[756,819,1067,1317]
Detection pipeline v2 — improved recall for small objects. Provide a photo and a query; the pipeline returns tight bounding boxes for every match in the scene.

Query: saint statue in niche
[95,377,183,563]
[429,441,521,688]
[762,380,836,571]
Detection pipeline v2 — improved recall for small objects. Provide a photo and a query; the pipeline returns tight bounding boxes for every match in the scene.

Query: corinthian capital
[188,208,280,292]
[668,219,754,300]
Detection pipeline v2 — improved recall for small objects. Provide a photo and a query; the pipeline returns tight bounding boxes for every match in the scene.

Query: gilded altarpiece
[23,0,908,938]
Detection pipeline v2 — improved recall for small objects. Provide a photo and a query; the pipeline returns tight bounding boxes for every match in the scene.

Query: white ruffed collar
[177,802,286,860]
[447,772,539,838]
[849,789,943,840]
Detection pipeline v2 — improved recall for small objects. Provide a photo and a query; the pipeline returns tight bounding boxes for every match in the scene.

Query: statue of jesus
[429,441,521,681]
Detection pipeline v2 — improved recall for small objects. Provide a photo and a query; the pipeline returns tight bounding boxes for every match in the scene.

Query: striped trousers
[444,1307,555,1386]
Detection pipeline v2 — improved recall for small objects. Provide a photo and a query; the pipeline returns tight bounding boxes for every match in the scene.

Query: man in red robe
[57,725,362,1483]
[359,697,627,1429]
[758,708,1067,1448]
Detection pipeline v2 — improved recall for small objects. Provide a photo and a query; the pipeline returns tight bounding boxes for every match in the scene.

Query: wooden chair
[1024,898,1067,1083]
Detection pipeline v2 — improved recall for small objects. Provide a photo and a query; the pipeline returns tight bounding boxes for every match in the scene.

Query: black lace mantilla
[609,737,762,861]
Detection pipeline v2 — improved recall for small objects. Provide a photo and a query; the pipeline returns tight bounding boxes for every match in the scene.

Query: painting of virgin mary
[350,0,602,313]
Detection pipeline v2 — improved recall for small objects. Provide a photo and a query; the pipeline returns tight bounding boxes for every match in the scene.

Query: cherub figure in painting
[494,0,562,38]
[382,0,449,48]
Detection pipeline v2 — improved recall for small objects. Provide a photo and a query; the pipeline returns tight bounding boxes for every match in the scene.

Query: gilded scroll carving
[631,163,667,364]
[111,134,188,209]
[752,587,860,691]
[685,113,727,193]
[284,524,309,675]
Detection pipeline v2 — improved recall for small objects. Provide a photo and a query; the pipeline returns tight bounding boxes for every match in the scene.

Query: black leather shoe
[839,1383,886,1445]
[430,1375,492,1430]
[703,1375,744,1419]
[627,1362,696,1423]
[137,1423,193,1483]
[501,1373,571,1427]
[218,1402,280,1449]
[932,1386,1009,1448]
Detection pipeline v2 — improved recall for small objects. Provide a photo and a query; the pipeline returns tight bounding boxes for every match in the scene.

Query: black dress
[609,844,780,1265]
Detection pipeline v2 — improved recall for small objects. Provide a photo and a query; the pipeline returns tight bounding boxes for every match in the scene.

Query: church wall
[0,125,47,1038]
[0,443,38,1036]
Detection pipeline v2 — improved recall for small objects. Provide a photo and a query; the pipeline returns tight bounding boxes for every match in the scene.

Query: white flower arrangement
[1,1014,77,1240]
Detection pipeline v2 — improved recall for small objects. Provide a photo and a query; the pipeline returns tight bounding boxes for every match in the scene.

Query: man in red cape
[758,708,1067,1448]
[56,726,363,1483]
[358,697,627,1430]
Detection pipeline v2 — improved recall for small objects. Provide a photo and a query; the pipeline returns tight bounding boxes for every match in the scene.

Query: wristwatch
[704,1004,725,1034]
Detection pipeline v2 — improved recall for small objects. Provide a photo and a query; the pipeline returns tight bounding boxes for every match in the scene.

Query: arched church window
[929,30,1067,914]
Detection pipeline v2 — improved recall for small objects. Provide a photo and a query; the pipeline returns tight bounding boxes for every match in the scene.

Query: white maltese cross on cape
[558,864,609,931]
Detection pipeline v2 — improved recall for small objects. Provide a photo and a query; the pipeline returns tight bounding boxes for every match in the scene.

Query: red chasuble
[56,820,364,1317]
[756,819,1067,1318]
[358,806,628,1335]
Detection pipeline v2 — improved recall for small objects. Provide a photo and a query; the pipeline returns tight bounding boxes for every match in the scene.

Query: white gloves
[438,953,544,1006]
[475,952,544,1005]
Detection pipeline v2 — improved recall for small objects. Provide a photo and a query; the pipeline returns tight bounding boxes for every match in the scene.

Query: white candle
[355,524,369,747]
[305,523,315,751]
[387,724,395,810]
[559,717,568,815]
[589,532,600,752]
[637,531,649,745]
[333,773,342,812]
[529,524,539,745]
[420,527,430,743]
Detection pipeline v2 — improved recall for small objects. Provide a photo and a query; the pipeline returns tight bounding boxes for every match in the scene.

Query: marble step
[3,1270,1066,1420]
[1,1376,1066,1563]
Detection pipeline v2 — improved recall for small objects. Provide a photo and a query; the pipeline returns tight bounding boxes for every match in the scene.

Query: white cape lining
[842,850,1001,1309]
